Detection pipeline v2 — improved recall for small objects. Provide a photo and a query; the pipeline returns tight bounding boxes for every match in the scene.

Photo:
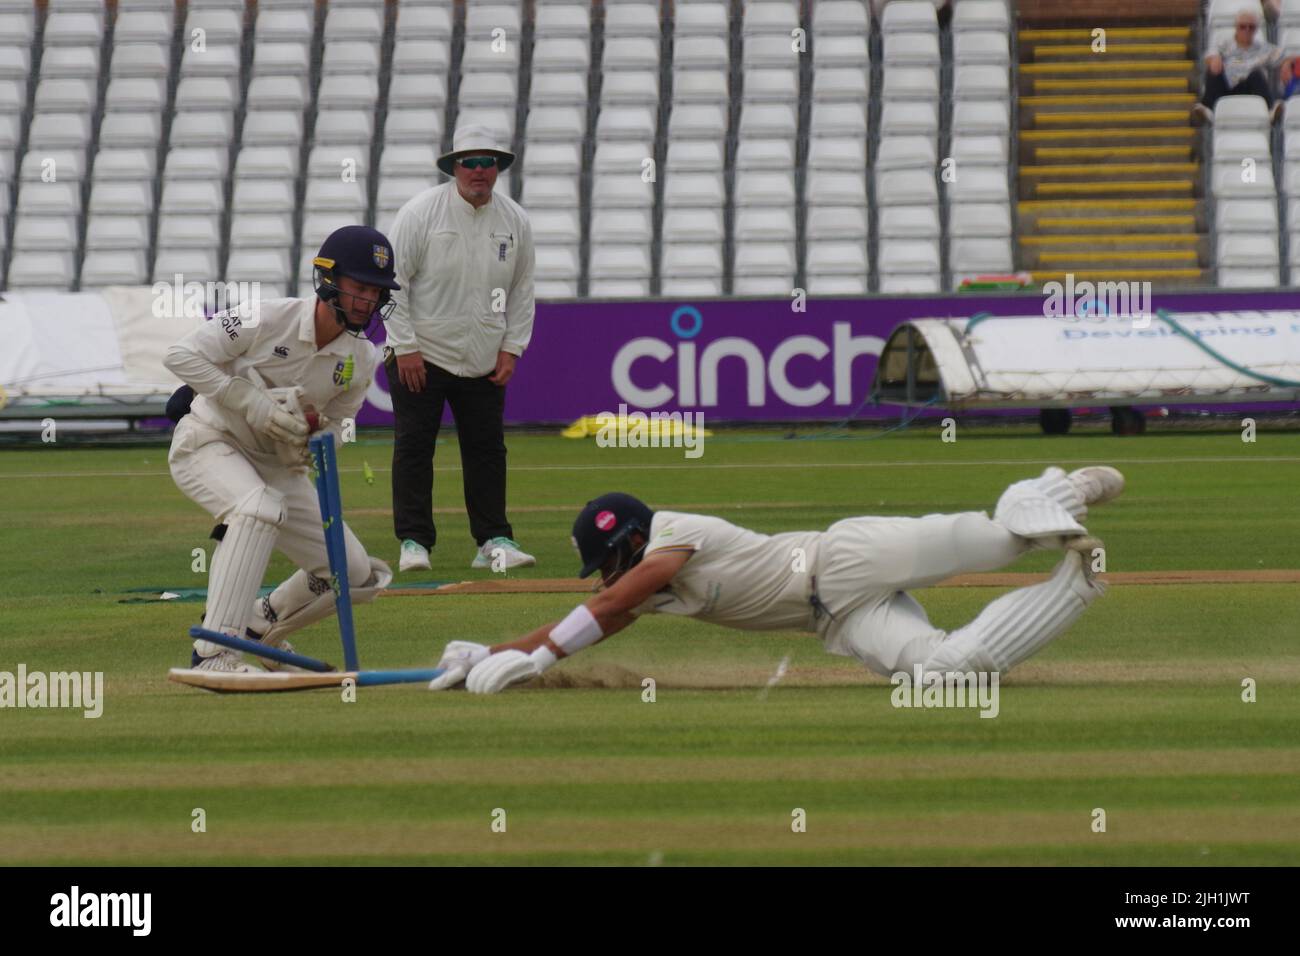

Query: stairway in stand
[1016,23,1206,287]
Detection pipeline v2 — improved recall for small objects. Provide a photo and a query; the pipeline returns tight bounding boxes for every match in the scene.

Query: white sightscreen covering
[0,288,204,401]
[872,311,1300,408]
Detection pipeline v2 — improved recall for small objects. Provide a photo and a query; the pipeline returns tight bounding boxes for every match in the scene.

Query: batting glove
[465,647,556,694]
[427,640,490,691]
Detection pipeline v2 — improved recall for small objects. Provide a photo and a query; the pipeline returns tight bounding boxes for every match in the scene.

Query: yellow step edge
[1031,78,1190,91]
[1021,233,1201,245]
[1033,146,1192,159]
[1021,93,1195,106]
[1020,61,1193,73]
[1029,184,1201,197]
[1032,110,1190,124]
[1019,28,1192,41]
[1030,43,1190,57]
[1034,216,1197,227]
[1019,199,1198,210]
[1030,269,1204,281]
[1020,128,1195,141]
[1020,162,1199,176]
[1038,250,1198,263]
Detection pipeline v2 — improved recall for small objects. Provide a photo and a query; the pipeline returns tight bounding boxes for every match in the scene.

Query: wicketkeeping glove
[427,640,490,691]
[219,378,309,446]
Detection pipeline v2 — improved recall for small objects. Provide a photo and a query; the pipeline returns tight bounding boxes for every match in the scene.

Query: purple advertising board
[356,290,1300,425]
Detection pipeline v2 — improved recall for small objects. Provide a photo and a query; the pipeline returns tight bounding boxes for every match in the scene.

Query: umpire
[385,124,537,572]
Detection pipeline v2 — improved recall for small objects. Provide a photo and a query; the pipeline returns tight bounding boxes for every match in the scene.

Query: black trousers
[388,355,513,549]
[1201,67,1274,109]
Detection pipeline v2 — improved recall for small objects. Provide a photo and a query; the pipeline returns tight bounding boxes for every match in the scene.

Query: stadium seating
[2,0,1280,301]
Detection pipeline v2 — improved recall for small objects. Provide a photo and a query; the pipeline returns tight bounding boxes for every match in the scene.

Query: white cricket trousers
[167,417,368,585]
[815,511,1101,677]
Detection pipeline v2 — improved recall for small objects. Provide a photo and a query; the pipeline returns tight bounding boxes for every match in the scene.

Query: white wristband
[548,604,603,655]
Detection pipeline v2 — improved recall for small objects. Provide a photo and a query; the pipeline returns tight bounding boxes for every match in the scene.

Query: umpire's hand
[394,352,427,392]
[489,350,517,386]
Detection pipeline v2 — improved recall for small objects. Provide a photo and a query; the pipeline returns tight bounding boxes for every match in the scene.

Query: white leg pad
[196,486,284,654]
[252,557,393,645]
[993,467,1088,541]
[921,550,1104,675]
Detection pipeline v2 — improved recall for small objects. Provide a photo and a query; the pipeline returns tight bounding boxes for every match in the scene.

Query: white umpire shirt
[629,511,825,632]
[164,297,378,466]
[385,181,536,378]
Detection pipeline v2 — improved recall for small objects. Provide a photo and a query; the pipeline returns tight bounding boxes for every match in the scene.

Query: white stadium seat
[89,181,152,214]
[879,205,941,238]
[882,1,939,35]
[177,76,239,112]
[806,205,869,240]
[164,147,229,181]
[954,0,1012,34]
[235,146,299,179]
[80,250,148,286]
[85,215,151,250]
[90,149,154,184]
[592,174,655,209]
[661,208,724,243]
[735,206,795,241]
[396,4,453,40]
[392,40,452,74]
[949,203,1014,238]
[14,215,79,251]
[675,2,729,37]
[605,2,658,39]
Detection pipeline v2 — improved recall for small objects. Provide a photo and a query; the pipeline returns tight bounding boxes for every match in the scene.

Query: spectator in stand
[1281,54,1300,100]
[1191,6,1286,126]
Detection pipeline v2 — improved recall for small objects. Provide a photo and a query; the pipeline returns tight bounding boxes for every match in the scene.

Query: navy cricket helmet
[313,225,401,335]
[572,492,655,579]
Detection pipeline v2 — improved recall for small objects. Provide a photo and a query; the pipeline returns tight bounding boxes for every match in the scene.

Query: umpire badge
[372,245,391,269]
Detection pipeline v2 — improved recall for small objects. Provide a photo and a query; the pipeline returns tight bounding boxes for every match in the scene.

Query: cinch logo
[50,886,151,936]
[611,306,884,408]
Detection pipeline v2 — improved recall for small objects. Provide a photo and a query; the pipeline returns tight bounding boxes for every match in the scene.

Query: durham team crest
[333,355,355,390]
[373,245,391,269]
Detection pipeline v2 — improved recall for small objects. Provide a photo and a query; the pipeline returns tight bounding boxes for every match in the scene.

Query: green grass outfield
[1,426,1298,865]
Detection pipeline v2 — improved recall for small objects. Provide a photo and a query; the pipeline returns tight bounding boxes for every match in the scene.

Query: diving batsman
[165,225,399,672]
[428,466,1124,693]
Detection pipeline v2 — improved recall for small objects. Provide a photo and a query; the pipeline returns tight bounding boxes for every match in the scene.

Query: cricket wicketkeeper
[428,466,1124,693]
[164,226,399,673]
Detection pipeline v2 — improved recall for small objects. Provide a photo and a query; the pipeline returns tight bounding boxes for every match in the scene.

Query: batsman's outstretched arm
[494,550,691,657]
[429,550,692,693]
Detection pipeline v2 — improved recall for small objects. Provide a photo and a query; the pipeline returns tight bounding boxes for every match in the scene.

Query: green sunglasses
[458,156,498,170]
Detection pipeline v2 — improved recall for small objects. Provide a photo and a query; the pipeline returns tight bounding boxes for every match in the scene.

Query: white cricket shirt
[631,511,824,632]
[385,181,536,378]
[163,296,378,463]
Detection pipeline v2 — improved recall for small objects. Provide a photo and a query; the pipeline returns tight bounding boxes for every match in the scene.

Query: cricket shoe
[190,650,259,673]
[399,539,431,572]
[471,536,536,570]
[1067,466,1124,508]
[248,630,304,673]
